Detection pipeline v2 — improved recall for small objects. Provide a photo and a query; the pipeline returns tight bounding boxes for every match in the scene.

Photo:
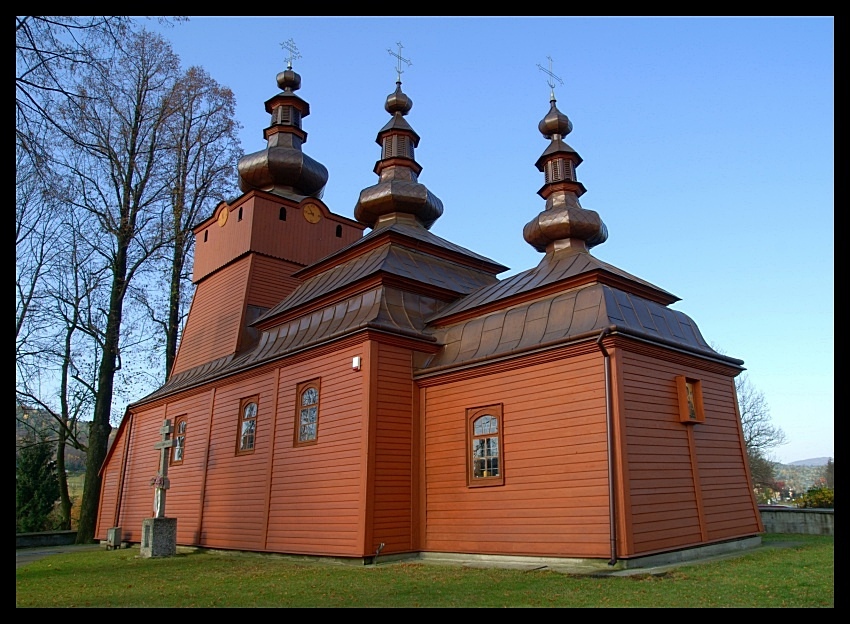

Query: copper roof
[139,353,236,403]
[298,215,508,278]
[237,58,328,199]
[427,248,678,323]
[254,236,500,327]
[417,282,742,375]
[135,286,442,405]
[353,79,443,229]
[523,94,607,253]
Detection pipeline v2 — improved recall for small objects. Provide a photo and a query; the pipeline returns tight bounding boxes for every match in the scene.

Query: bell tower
[170,42,365,378]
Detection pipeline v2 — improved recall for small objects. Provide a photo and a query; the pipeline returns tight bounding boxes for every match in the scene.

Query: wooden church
[95,50,763,567]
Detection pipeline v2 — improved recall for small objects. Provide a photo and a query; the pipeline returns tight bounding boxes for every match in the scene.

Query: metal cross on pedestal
[387,41,412,83]
[151,419,174,518]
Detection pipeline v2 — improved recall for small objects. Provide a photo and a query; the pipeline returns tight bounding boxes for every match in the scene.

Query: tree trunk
[76,253,126,543]
[55,432,72,530]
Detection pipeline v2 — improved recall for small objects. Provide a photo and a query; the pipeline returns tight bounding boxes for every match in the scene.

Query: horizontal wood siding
[171,256,250,375]
[192,200,255,282]
[264,346,366,556]
[619,350,760,554]
[95,430,126,540]
[693,376,762,538]
[423,352,611,558]
[249,196,363,268]
[246,255,302,309]
[199,372,275,550]
[113,405,167,543]
[371,343,414,554]
[158,393,212,544]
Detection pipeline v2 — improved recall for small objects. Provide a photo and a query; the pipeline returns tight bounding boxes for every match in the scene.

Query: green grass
[16,534,833,608]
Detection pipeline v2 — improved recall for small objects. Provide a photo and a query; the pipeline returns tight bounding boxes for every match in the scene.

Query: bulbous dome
[538,99,573,139]
[385,82,413,115]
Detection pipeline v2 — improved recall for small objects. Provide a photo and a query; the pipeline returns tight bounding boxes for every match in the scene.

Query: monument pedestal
[140,517,177,558]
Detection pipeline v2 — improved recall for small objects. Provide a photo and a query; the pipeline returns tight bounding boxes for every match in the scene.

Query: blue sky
[144,16,833,464]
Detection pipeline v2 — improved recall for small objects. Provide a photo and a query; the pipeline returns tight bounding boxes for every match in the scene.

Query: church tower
[170,46,365,378]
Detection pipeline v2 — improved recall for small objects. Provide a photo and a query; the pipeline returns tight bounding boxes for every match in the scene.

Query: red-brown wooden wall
[192,193,363,283]
[263,343,367,556]
[420,349,612,559]
[98,338,383,558]
[171,257,251,375]
[614,344,762,557]
[368,342,416,555]
[97,335,761,562]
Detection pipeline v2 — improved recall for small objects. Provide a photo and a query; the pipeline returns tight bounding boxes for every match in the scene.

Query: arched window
[467,404,504,486]
[170,417,187,465]
[295,379,321,445]
[335,224,343,238]
[237,396,259,453]
[279,206,287,221]
[237,206,243,221]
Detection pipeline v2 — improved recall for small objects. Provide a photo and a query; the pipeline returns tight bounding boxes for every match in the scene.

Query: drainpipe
[596,327,617,566]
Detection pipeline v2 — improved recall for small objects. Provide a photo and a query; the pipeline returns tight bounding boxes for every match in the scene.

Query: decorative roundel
[303,203,322,223]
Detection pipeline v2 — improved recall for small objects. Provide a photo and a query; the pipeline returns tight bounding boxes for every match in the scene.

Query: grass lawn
[16,533,833,608]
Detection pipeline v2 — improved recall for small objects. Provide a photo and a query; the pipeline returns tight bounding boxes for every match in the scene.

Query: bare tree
[16,17,132,163]
[16,145,62,362]
[736,374,787,456]
[133,66,242,379]
[17,227,103,528]
[16,15,188,535]
[54,28,184,543]
[735,373,787,490]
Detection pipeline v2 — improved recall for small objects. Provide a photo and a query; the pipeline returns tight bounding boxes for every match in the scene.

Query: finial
[281,38,302,70]
[537,55,564,102]
[387,41,412,83]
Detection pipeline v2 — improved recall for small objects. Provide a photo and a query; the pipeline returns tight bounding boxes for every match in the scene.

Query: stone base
[140,517,177,558]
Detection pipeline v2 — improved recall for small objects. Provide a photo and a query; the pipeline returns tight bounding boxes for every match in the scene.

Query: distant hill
[787,457,832,467]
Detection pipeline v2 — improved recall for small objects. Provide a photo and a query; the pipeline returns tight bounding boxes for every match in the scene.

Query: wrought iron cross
[387,41,412,82]
[151,419,174,518]
[281,38,302,70]
[537,55,564,98]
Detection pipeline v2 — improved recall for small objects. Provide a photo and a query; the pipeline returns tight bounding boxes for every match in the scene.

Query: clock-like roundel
[302,203,322,224]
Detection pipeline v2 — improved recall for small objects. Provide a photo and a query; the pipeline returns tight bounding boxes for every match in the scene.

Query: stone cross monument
[152,420,173,517]
[140,419,178,558]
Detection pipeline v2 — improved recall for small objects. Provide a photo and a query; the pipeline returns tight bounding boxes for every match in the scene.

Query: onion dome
[237,55,328,199]
[523,94,608,253]
[353,79,443,230]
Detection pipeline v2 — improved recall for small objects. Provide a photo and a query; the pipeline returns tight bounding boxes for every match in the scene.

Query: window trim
[294,378,321,447]
[466,403,505,487]
[676,376,705,424]
[236,395,259,455]
[170,416,187,465]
